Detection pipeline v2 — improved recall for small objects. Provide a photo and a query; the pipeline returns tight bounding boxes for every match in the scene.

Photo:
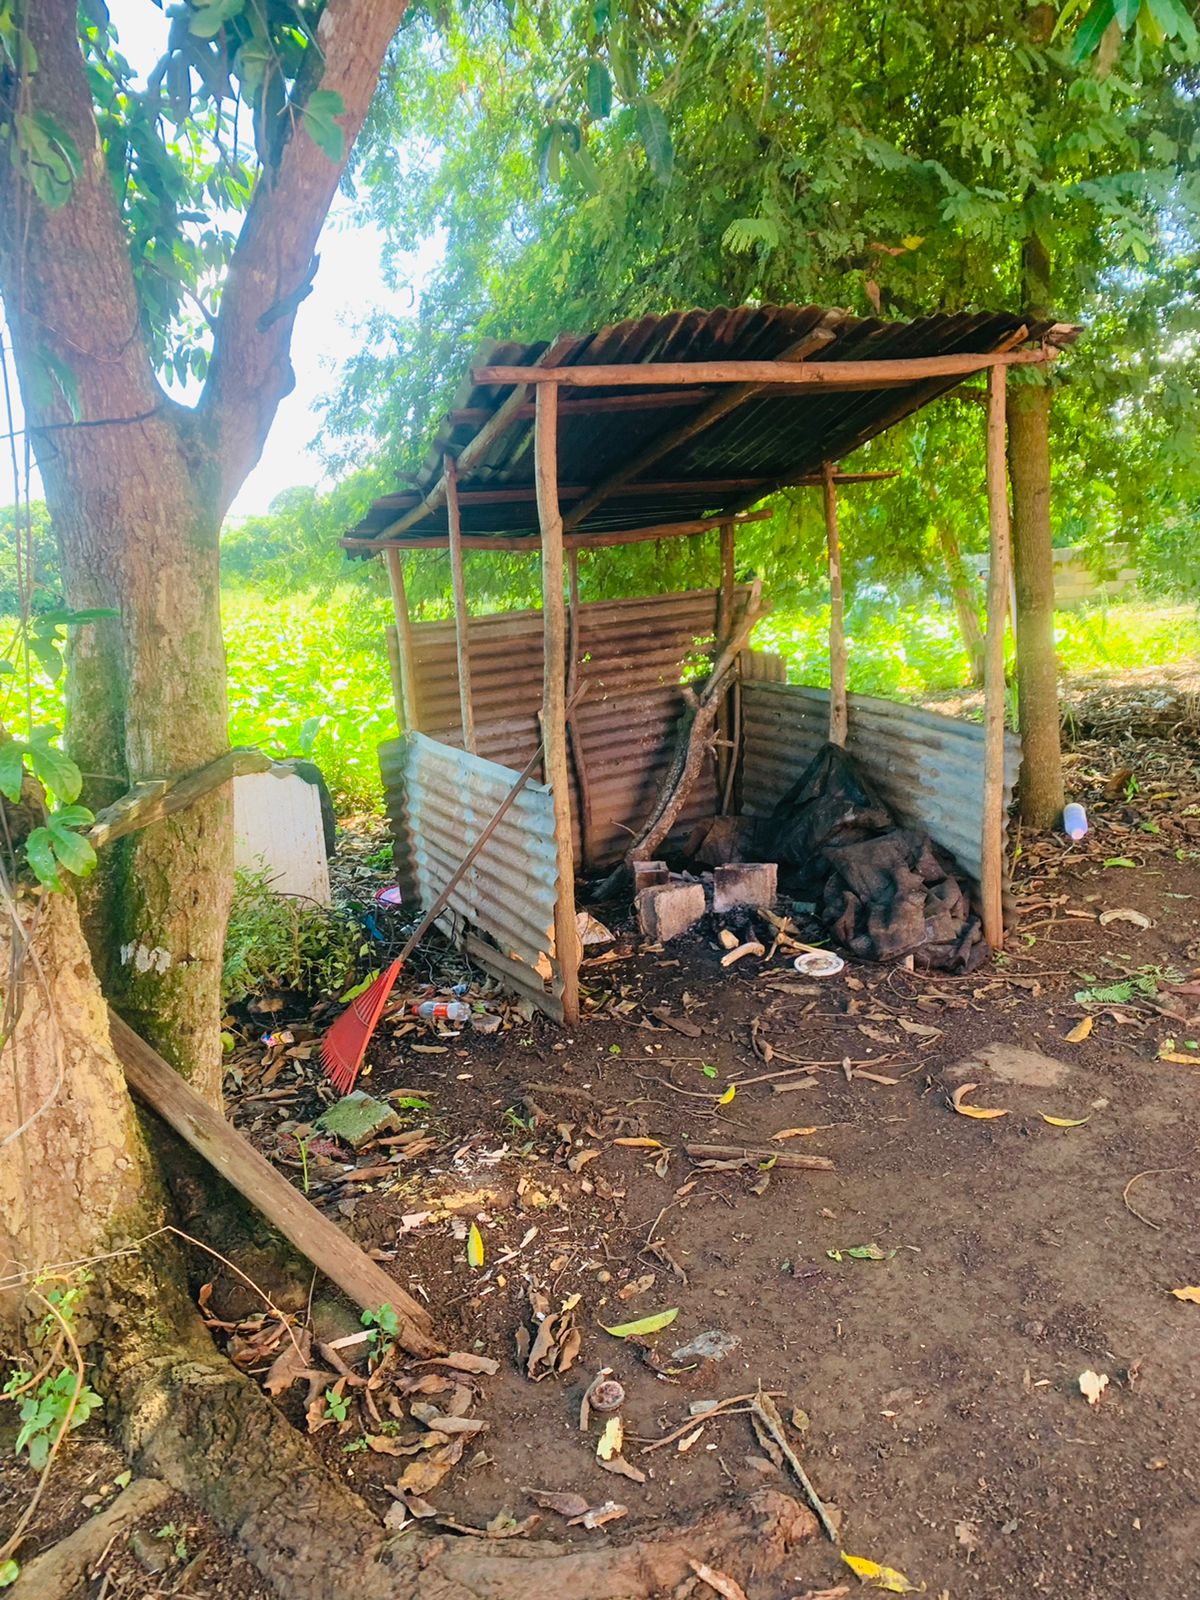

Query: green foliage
[6,1367,102,1470]
[222,866,365,1006]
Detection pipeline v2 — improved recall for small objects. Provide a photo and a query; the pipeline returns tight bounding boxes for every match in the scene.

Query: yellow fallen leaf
[1079,1369,1108,1405]
[600,1307,679,1338]
[950,1083,1009,1120]
[841,1551,921,1592]
[613,1137,664,1148]
[596,1415,623,1460]
[1170,1286,1200,1303]
[1158,1049,1200,1066]
[1040,1113,1091,1128]
[772,1127,820,1140]
[1065,1017,1093,1043]
[466,1222,485,1269]
[716,1085,736,1106]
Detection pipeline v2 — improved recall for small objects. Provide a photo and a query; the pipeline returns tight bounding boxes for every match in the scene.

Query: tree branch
[199,0,410,512]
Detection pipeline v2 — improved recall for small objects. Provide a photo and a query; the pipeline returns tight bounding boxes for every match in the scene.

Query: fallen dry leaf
[613,1137,664,1149]
[1099,907,1152,930]
[676,1426,705,1453]
[601,1307,679,1338]
[1169,1286,1200,1303]
[426,1352,500,1376]
[1158,1048,1200,1066]
[618,1273,656,1302]
[1065,1017,1094,1044]
[466,1222,485,1269]
[263,1329,312,1396]
[950,1083,1009,1120]
[771,1127,822,1140]
[689,1557,750,1600]
[596,1415,623,1460]
[598,1453,646,1485]
[1040,1113,1091,1128]
[567,1500,627,1530]
[841,1551,920,1593]
[526,1489,589,1518]
[898,1018,941,1039]
[1079,1369,1109,1405]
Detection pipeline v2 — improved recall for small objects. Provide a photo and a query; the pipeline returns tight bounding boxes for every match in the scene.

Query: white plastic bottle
[1062,802,1088,841]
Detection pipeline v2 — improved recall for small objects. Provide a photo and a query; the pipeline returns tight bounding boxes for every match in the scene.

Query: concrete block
[632,859,670,891]
[637,880,706,943]
[712,861,777,914]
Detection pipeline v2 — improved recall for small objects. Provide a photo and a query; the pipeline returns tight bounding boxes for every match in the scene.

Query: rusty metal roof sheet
[346,303,1078,547]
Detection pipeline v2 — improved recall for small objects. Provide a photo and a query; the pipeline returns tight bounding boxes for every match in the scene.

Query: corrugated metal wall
[404,588,747,869]
[379,733,563,1019]
[739,682,1022,887]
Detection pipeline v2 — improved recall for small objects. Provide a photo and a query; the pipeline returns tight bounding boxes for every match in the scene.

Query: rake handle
[393,684,586,976]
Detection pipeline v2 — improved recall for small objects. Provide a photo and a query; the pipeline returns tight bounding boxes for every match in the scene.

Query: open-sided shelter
[342,304,1078,1022]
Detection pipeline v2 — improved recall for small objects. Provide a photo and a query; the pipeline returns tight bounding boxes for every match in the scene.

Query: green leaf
[0,1559,19,1587]
[15,111,81,208]
[0,742,26,805]
[586,61,613,119]
[24,828,63,890]
[634,99,672,182]
[1144,0,1198,44]
[188,0,244,39]
[301,89,346,164]
[25,737,82,803]
[1112,0,1140,27]
[46,804,94,830]
[1103,856,1137,868]
[601,1307,678,1337]
[563,140,600,196]
[1071,0,1117,61]
[608,40,637,99]
[47,819,98,878]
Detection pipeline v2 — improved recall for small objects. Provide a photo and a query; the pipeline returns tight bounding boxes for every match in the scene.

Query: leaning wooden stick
[751,1388,839,1542]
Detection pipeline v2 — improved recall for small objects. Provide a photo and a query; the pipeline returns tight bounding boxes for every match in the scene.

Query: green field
[8,591,1199,812]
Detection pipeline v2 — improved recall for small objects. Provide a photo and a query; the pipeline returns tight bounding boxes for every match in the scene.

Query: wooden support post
[384,624,405,731]
[535,382,580,1024]
[822,461,848,747]
[981,364,1011,950]
[384,547,419,733]
[444,453,476,754]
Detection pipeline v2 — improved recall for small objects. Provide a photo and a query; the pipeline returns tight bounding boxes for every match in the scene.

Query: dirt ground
[5,715,1199,1599]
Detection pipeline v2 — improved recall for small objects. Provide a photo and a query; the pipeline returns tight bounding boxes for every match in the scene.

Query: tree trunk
[1007,235,1065,829]
[936,523,985,686]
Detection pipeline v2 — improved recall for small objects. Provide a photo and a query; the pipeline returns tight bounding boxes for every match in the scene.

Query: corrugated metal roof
[346,303,1078,546]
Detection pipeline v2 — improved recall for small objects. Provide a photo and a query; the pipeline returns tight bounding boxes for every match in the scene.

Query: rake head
[318,958,403,1094]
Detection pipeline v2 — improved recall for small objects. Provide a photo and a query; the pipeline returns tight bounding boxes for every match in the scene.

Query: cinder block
[632,859,670,891]
[712,861,777,914]
[637,880,706,943]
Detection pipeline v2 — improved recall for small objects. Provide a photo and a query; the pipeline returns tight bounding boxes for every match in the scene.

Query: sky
[0,1,432,518]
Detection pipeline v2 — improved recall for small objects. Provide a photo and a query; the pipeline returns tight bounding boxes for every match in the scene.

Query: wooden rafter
[561,322,840,531]
[340,508,773,556]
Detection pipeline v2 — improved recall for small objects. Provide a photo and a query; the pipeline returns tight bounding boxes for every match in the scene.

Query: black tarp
[759,742,988,972]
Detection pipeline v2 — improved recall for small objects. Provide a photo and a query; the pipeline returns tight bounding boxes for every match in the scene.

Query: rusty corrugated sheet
[347,304,1078,545]
[739,682,1021,886]
[379,733,563,1018]
[405,587,747,870]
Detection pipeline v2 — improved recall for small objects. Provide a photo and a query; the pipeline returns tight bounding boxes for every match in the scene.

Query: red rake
[318,958,403,1093]
[317,685,584,1095]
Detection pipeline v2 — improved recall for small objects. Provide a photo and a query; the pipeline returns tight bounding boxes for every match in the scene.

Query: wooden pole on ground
[981,364,1011,949]
[535,382,580,1024]
[444,454,476,754]
[384,548,419,733]
[109,1012,440,1355]
[822,461,848,747]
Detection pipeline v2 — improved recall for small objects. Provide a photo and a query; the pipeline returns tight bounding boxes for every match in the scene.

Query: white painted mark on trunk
[120,942,172,974]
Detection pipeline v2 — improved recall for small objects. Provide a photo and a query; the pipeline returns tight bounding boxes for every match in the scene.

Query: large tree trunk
[1008,235,1065,829]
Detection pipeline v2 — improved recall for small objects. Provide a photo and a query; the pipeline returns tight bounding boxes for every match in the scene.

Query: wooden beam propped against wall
[384,548,419,733]
[444,453,477,754]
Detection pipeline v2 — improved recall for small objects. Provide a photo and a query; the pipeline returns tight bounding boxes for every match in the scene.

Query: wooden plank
[374,477,772,509]
[88,748,271,850]
[384,622,405,731]
[565,548,594,868]
[448,389,719,425]
[384,548,419,732]
[822,461,848,747]
[444,453,476,754]
[716,521,736,804]
[534,381,580,1026]
[562,324,838,530]
[981,364,1011,949]
[474,349,1057,390]
[341,508,773,555]
[109,1012,441,1356]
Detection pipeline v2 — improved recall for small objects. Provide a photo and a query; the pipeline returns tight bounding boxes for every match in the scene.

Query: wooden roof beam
[340,509,772,556]
[372,476,776,510]
[561,320,841,532]
[373,333,585,541]
[472,347,1058,390]
[447,389,719,426]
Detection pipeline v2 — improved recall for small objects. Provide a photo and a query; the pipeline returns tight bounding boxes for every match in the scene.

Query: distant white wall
[964,544,1136,608]
[234,768,331,906]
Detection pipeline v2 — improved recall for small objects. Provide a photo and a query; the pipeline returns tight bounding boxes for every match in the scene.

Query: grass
[5,591,1198,812]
